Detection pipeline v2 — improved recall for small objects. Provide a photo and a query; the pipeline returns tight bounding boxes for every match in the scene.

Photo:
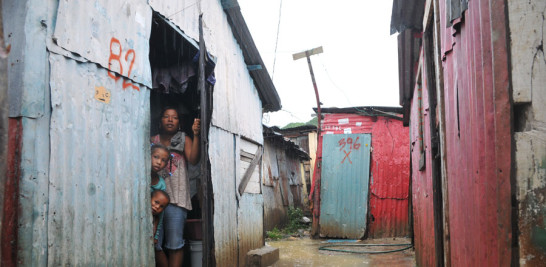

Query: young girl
[150,144,170,266]
[151,144,170,193]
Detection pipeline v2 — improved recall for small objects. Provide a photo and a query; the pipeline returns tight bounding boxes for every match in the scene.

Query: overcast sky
[237,0,400,127]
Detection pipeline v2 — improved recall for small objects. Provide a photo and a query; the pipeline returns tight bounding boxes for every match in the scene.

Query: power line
[271,0,283,81]
[167,1,200,18]
[316,55,353,106]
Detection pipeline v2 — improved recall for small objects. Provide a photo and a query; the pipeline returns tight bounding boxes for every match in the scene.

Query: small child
[151,144,170,193]
[151,190,170,265]
[150,144,170,266]
[151,190,170,237]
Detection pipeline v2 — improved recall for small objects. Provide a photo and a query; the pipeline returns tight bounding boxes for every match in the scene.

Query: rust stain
[2,118,23,267]
[518,187,546,266]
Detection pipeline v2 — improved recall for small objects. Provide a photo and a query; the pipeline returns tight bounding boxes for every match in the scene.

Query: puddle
[268,237,416,267]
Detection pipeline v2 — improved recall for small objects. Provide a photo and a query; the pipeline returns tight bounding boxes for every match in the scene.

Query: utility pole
[293,46,323,238]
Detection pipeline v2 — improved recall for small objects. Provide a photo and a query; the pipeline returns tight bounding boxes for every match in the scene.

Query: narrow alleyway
[268,237,416,266]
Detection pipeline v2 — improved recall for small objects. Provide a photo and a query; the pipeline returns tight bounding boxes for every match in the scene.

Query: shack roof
[263,125,310,160]
[222,0,282,112]
[313,106,404,121]
[274,125,317,134]
[390,0,426,35]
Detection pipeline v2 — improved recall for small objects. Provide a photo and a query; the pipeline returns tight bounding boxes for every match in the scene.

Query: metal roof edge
[263,125,310,160]
[390,0,427,35]
[221,0,282,112]
[313,106,404,122]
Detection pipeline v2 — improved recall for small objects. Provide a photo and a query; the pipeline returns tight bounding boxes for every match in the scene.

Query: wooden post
[198,14,215,267]
[293,46,323,238]
[0,3,8,263]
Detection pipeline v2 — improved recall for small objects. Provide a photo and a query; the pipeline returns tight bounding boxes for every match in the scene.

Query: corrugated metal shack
[273,125,317,213]
[1,0,281,266]
[310,107,410,239]
[392,0,546,266]
[262,126,310,232]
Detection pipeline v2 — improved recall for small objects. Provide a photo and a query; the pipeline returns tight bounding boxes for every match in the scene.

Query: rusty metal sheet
[47,53,153,266]
[262,140,279,187]
[262,185,287,232]
[209,126,238,266]
[53,0,152,86]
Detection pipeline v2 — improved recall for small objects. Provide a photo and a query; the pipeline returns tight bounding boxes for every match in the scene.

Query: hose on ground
[318,243,413,254]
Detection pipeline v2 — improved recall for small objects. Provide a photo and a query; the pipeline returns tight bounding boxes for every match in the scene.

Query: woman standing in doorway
[151,106,200,267]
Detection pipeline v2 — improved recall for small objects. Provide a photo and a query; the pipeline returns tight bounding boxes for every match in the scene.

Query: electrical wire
[167,1,200,18]
[271,0,283,81]
[317,56,353,106]
[319,243,413,254]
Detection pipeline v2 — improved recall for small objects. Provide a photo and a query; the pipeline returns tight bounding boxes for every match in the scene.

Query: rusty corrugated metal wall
[262,131,308,232]
[438,0,513,265]
[320,113,410,238]
[410,57,436,266]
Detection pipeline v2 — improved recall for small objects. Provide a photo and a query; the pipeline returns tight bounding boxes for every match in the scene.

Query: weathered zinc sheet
[262,184,287,232]
[4,0,49,118]
[148,0,201,41]
[151,0,264,143]
[53,0,152,87]
[209,126,238,266]
[320,133,371,239]
[262,139,279,187]
[237,194,264,267]
[237,137,261,194]
[321,114,410,238]
[47,53,152,266]
[1,1,52,265]
[439,0,513,265]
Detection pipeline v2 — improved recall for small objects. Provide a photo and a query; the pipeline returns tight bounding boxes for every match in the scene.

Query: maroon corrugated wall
[322,113,410,238]
[2,118,22,267]
[439,0,513,265]
[410,58,436,266]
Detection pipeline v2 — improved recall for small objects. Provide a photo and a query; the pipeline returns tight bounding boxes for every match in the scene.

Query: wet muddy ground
[268,237,415,267]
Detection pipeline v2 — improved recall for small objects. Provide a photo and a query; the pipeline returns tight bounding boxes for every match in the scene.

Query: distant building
[310,106,410,239]
[262,126,310,231]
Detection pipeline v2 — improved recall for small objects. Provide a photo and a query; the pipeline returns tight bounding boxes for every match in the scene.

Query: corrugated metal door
[320,133,371,238]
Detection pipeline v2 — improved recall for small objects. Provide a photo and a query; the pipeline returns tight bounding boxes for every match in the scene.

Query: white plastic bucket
[189,240,203,267]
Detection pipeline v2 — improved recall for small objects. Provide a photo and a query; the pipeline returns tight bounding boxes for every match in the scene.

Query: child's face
[151,148,169,173]
[151,193,169,215]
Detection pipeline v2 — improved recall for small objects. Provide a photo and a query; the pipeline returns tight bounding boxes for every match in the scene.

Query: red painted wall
[440,0,513,266]
[410,57,436,266]
[322,113,410,238]
[407,0,513,265]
